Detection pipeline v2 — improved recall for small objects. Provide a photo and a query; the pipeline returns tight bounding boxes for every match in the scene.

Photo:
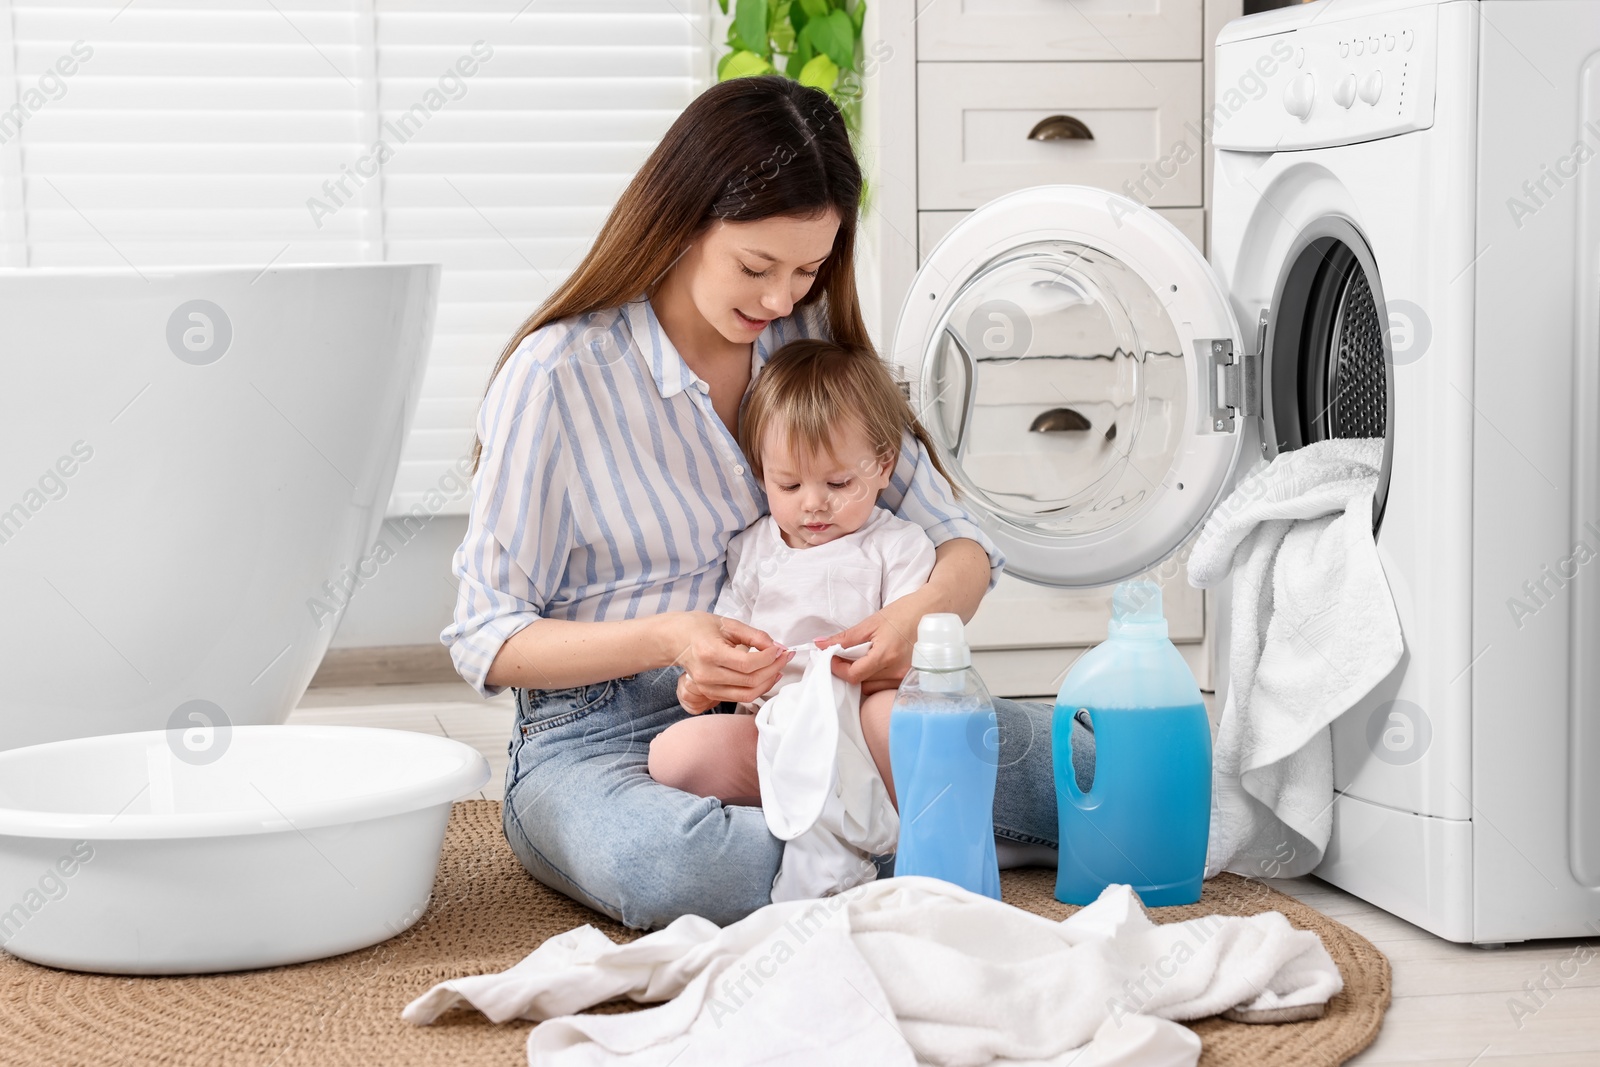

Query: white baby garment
[714,507,936,901]
[756,643,901,901]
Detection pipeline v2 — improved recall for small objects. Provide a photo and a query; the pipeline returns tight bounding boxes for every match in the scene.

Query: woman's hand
[811,595,923,696]
[665,612,794,713]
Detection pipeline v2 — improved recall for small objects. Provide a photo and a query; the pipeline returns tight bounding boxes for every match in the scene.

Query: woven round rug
[0,800,1388,1066]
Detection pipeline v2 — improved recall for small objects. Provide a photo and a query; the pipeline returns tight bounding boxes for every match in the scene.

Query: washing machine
[886,0,1600,943]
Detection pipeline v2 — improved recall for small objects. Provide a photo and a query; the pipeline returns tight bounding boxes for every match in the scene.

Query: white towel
[402,875,1343,1067]
[1187,438,1403,878]
[756,643,899,902]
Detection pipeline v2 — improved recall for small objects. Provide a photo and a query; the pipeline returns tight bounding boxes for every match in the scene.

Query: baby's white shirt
[714,507,937,699]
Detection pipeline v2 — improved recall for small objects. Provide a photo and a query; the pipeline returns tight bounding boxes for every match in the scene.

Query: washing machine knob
[1359,70,1383,105]
[1283,72,1315,119]
[1333,73,1358,109]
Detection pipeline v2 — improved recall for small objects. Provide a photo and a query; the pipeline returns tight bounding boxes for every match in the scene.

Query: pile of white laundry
[403,874,1344,1067]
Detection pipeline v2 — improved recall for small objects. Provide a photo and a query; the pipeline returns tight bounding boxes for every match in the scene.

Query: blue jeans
[501,666,1095,930]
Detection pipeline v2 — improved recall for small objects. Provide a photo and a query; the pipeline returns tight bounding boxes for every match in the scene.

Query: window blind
[0,0,711,516]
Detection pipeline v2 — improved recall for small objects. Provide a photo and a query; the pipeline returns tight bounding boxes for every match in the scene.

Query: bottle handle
[1062,707,1096,809]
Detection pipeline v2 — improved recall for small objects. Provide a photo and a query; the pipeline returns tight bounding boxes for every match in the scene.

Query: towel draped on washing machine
[1188,438,1404,879]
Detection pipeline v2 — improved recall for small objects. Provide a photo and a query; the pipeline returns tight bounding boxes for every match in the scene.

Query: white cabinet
[918,208,1207,259]
[967,570,1203,646]
[918,62,1204,209]
[916,0,1204,62]
[867,0,1241,696]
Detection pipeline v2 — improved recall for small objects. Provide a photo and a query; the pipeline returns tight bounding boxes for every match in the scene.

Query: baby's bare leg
[859,689,897,809]
[647,713,762,806]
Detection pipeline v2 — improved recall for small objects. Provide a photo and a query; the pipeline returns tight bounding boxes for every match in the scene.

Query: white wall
[327,515,466,649]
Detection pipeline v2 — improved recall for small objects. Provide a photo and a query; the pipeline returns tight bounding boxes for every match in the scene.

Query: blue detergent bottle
[888,613,1001,899]
[1052,581,1212,906]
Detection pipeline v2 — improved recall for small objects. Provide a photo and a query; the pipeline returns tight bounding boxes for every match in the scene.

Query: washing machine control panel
[1212,4,1437,151]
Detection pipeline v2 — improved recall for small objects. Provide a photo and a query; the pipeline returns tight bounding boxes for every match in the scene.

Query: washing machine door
[890,185,1248,588]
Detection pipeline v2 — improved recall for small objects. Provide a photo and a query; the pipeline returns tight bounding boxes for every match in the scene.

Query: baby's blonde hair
[737,338,958,495]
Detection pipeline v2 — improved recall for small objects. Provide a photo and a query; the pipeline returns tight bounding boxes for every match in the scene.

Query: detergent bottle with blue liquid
[888,613,1001,899]
[1052,580,1211,907]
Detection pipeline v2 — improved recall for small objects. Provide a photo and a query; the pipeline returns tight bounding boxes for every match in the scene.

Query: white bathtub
[0,725,489,974]
[0,265,439,751]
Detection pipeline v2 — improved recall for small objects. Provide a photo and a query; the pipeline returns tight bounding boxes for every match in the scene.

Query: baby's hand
[675,671,721,715]
[813,604,919,695]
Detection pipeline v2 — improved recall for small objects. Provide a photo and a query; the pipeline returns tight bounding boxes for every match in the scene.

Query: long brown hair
[468,75,873,476]
[738,338,958,494]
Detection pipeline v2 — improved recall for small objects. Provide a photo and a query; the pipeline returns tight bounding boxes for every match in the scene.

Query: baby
[648,337,944,899]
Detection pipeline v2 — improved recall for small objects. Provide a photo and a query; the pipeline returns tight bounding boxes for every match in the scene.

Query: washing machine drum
[1263,219,1396,528]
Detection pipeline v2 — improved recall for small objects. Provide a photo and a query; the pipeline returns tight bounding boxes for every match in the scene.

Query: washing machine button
[1333,73,1357,109]
[1383,33,1396,51]
[1295,46,1305,68]
[1401,28,1414,51]
[1368,35,1381,54]
[1339,40,1349,58]
[1354,37,1365,56]
[1359,70,1383,105]
[1283,72,1315,119]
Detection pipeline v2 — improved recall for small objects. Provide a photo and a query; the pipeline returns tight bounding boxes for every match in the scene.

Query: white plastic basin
[0,725,489,975]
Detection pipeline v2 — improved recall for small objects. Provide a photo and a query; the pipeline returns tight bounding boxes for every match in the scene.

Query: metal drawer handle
[1027,115,1094,141]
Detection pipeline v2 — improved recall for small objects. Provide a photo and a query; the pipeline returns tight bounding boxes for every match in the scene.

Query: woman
[443,75,1093,930]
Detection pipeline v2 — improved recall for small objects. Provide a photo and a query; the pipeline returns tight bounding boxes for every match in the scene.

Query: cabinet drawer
[973,642,1213,699]
[918,207,1205,262]
[918,62,1203,211]
[964,565,1203,651]
[918,0,1203,62]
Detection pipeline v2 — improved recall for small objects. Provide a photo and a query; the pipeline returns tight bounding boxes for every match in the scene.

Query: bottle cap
[911,612,972,670]
[1108,580,1169,638]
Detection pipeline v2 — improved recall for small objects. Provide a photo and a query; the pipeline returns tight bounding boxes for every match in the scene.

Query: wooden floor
[291,682,1600,1066]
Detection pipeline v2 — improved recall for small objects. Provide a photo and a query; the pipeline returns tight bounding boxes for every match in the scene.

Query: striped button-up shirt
[442,291,1004,698]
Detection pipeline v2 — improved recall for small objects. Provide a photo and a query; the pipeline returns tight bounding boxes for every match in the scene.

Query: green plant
[715,0,868,132]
